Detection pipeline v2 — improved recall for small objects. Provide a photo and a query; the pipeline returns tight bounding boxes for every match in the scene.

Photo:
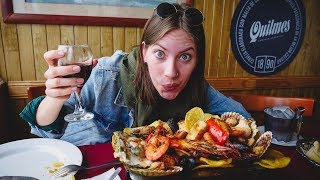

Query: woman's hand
[36,50,98,126]
[43,50,98,101]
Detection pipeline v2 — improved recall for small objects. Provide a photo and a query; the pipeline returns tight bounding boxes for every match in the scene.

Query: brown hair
[135,3,206,108]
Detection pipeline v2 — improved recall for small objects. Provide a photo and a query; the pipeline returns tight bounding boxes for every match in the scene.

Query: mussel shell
[128,166,183,176]
[253,131,272,157]
[179,156,196,171]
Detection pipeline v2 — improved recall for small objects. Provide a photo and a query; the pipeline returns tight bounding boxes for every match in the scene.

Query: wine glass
[57,44,94,122]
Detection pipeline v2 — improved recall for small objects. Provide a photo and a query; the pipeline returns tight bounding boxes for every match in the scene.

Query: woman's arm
[36,50,84,125]
[36,96,66,126]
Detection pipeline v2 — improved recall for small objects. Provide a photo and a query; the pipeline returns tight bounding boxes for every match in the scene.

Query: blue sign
[230,0,305,76]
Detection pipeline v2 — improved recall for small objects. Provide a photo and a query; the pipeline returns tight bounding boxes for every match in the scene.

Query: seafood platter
[112,107,273,177]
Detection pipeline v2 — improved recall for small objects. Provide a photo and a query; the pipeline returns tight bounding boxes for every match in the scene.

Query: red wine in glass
[63,63,93,86]
[58,45,94,122]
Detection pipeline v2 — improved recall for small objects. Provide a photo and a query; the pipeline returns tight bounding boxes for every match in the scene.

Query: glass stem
[73,91,85,117]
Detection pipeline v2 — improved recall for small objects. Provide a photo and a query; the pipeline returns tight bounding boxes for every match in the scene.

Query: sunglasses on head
[155,2,204,26]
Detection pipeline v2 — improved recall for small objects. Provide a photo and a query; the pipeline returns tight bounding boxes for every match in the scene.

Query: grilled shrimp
[145,135,170,161]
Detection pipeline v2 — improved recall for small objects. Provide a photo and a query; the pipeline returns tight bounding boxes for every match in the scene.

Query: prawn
[170,138,237,158]
[145,135,170,161]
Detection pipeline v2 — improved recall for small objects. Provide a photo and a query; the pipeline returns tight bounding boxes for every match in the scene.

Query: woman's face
[142,29,197,100]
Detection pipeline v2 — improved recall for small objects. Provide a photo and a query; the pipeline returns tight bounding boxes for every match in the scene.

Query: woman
[20,3,251,146]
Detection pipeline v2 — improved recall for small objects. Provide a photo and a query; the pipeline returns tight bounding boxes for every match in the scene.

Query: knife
[0,176,39,180]
[109,167,122,180]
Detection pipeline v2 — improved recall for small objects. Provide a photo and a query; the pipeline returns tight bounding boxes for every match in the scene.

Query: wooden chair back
[27,86,46,102]
[224,93,315,117]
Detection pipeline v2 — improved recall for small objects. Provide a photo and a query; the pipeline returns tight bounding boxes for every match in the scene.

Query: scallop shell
[252,131,272,157]
[128,166,183,176]
[220,112,246,127]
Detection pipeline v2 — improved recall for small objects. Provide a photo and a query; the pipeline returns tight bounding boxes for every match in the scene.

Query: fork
[52,160,122,178]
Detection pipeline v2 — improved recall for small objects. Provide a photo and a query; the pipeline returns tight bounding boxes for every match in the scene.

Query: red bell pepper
[145,134,153,144]
[206,119,228,145]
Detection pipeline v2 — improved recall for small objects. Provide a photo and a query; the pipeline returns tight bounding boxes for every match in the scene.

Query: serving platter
[128,164,267,179]
[113,109,278,178]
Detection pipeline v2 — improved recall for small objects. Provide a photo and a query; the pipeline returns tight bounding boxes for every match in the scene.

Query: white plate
[0,138,82,179]
[257,126,302,147]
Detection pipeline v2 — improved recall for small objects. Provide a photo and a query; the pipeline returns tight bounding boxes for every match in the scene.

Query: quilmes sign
[230,0,305,76]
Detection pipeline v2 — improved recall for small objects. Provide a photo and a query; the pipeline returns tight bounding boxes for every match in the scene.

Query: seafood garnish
[112,109,273,176]
[112,121,183,176]
[221,112,245,126]
[252,131,272,157]
[221,112,260,147]
[124,126,155,136]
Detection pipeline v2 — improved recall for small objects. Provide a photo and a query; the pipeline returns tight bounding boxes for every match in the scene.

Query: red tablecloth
[76,143,126,180]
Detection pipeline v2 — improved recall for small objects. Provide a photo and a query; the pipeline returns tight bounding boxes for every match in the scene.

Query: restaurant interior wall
[0,0,319,142]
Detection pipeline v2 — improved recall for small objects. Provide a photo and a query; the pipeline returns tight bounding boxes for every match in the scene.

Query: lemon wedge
[185,107,205,130]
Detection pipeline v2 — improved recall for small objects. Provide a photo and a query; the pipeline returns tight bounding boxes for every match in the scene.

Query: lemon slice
[185,107,205,130]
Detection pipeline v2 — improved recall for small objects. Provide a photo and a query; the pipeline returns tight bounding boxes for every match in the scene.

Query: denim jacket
[20,50,251,146]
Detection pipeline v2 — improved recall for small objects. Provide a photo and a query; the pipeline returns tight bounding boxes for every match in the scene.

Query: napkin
[81,167,121,180]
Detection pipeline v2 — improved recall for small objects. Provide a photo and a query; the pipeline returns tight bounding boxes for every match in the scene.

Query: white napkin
[81,168,121,180]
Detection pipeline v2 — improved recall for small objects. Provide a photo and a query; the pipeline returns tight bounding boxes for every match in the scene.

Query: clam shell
[252,131,272,157]
[221,112,246,127]
[129,166,183,176]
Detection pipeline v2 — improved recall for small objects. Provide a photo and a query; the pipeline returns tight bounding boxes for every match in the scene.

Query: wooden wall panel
[217,0,233,77]
[136,28,144,45]
[209,0,224,77]
[1,23,21,81]
[32,25,47,80]
[305,0,320,76]
[88,26,101,57]
[0,20,6,81]
[46,25,61,50]
[226,0,238,77]
[0,0,317,81]
[203,0,214,76]
[112,27,125,52]
[101,26,113,56]
[125,27,137,53]
[194,0,204,13]
[74,25,88,45]
[60,25,74,45]
[17,24,35,81]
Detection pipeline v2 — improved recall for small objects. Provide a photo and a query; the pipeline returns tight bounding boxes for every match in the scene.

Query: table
[75,143,126,180]
[75,117,320,180]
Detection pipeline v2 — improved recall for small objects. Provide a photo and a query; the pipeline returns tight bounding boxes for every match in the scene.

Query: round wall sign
[230,0,305,76]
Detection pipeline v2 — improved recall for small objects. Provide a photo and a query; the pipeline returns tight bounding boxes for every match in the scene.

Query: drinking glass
[58,44,94,122]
